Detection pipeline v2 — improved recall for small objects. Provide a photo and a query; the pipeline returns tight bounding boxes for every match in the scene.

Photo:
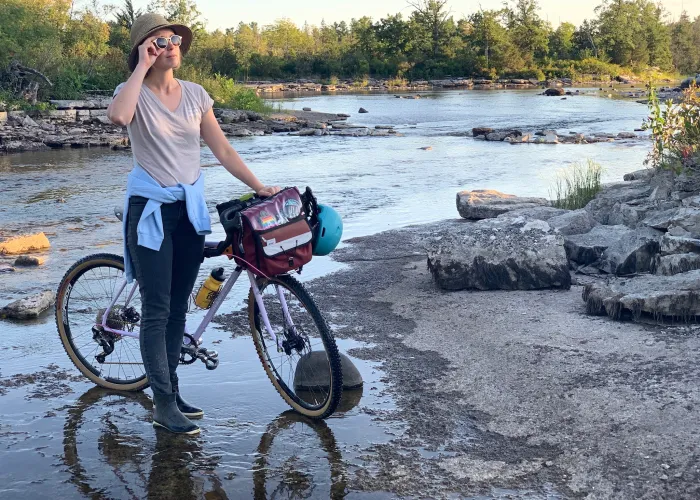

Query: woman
[108,13,280,435]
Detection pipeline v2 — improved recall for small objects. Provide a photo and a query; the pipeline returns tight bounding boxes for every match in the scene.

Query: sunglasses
[153,35,182,49]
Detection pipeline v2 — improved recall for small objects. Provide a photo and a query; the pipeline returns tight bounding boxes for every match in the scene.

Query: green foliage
[179,69,271,113]
[550,160,604,210]
[0,0,699,107]
[643,83,700,172]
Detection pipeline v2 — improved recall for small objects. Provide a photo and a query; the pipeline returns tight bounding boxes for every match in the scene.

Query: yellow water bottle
[194,268,225,309]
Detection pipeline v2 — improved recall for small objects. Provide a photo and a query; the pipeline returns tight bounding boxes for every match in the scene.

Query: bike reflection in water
[61,386,363,499]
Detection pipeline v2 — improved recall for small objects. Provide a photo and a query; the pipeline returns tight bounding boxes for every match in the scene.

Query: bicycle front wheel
[249,274,342,419]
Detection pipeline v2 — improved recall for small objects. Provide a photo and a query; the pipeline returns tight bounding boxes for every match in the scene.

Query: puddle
[0,323,403,499]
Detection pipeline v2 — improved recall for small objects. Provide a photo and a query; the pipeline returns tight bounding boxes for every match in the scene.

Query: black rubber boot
[176,393,204,419]
[153,393,200,435]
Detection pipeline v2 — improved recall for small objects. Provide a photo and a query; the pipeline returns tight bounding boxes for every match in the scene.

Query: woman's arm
[200,109,280,197]
[107,37,163,126]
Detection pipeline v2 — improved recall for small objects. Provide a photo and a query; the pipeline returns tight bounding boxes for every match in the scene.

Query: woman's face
[150,28,181,71]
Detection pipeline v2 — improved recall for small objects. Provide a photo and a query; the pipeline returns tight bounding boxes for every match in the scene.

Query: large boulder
[623,169,654,182]
[547,209,599,236]
[564,225,632,266]
[582,270,700,321]
[544,88,565,96]
[0,290,55,320]
[427,216,571,291]
[457,190,549,220]
[597,226,662,275]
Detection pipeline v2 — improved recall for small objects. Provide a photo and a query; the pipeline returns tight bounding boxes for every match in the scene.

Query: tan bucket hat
[128,13,193,71]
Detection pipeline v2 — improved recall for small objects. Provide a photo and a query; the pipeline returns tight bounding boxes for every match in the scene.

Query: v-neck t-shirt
[113,79,214,187]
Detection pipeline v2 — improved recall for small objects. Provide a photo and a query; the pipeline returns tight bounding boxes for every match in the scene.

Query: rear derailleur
[180,333,219,370]
[92,326,119,364]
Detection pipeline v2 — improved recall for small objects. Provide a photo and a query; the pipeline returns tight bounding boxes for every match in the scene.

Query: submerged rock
[582,271,700,321]
[0,290,55,320]
[457,190,549,220]
[427,216,571,291]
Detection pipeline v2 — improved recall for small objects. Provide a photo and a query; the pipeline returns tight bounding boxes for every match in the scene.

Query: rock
[218,110,248,124]
[680,74,700,89]
[535,129,557,136]
[420,146,432,150]
[564,225,632,266]
[584,181,653,224]
[0,290,56,320]
[0,233,50,255]
[427,217,571,291]
[294,351,363,390]
[485,130,522,142]
[617,132,637,139]
[623,169,653,181]
[497,207,568,220]
[548,209,599,236]
[358,107,369,113]
[0,263,15,274]
[472,127,494,137]
[544,132,558,144]
[457,190,550,220]
[13,255,46,266]
[598,227,662,275]
[21,115,39,127]
[91,115,114,126]
[506,133,532,144]
[67,127,87,135]
[642,207,700,238]
[653,253,700,276]
[544,88,565,96]
[298,128,318,136]
[302,107,312,111]
[582,270,700,321]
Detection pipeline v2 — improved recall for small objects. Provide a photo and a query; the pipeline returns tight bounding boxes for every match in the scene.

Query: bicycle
[55,191,343,419]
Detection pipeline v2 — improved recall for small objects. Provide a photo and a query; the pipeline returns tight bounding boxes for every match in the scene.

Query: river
[0,89,651,498]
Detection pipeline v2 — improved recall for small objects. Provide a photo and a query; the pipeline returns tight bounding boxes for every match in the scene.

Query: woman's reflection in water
[63,386,363,499]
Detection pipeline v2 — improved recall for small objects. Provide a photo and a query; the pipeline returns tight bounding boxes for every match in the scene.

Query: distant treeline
[1,0,699,102]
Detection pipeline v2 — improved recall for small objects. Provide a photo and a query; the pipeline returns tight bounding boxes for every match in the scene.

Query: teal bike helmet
[312,204,343,256]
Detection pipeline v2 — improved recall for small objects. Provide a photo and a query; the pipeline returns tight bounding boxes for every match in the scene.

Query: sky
[130,0,700,31]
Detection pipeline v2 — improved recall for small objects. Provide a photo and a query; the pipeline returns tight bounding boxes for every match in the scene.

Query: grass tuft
[549,160,604,210]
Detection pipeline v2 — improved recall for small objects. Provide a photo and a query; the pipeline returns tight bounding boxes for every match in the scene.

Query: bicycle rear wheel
[56,254,148,391]
[249,274,342,419]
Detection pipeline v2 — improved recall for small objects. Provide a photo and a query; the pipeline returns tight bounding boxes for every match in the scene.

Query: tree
[466,9,514,73]
[504,0,550,66]
[549,22,575,60]
[147,0,206,34]
[670,12,698,74]
[408,0,452,58]
[114,0,141,29]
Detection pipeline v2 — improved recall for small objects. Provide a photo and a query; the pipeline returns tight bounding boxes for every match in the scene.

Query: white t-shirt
[114,79,214,187]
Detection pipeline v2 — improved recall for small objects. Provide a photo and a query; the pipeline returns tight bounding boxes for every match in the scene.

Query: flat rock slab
[457,190,549,220]
[583,270,700,321]
[496,206,568,220]
[427,216,570,291]
[0,290,55,320]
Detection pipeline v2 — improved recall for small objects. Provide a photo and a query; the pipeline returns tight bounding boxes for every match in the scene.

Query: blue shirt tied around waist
[123,164,212,283]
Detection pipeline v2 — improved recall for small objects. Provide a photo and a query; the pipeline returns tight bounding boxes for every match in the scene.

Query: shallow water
[0,90,650,498]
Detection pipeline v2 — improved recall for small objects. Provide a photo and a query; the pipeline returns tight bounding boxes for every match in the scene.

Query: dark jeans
[127,196,204,400]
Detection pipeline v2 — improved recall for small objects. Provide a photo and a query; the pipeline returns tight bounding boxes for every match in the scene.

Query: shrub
[643,83,700,171]
[550,160,604,210]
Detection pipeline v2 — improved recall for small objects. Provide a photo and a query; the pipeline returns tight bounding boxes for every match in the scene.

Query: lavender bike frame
[99,264,293,351]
